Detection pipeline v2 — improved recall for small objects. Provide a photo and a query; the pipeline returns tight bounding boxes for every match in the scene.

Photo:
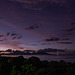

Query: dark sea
[1,55,75,63]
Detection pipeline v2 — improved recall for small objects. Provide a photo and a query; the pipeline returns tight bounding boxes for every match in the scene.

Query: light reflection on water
[1,55,75,63]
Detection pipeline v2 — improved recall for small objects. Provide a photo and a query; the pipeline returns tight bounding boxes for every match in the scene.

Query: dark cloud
[62,38,70,40]
[0,34,4,37]
[7,32,23,40]
[0,38,7,41]
[25,26,35,30]
[9,0,74,11]
[0,34,6,42]
[0,32,23,42]
[41,43,51,45]
[9,0,68,5]
[17,35,23,39]
[65,22,75,32]
[66,27,75,32]
[19,47,24,49]
[71,22,75,26]
[67,33,75,36]
[7,32,10,36]
[12,36,17,40]
[42,35,72,44]
[30,44,38,46]
[58,42,73,44]
[11,33,18,36]
[0,40,4,41]
[63,22,75,37]
[44,37,60,42]
[7,32,17,37]
[25,24,39,30]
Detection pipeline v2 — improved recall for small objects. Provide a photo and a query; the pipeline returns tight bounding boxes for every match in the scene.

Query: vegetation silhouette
[0,56,75,75]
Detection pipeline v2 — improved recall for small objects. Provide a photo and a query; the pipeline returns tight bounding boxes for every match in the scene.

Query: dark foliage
[0,56,75,75]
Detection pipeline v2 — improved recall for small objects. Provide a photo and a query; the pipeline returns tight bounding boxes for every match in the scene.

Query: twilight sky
[0,0,75,50]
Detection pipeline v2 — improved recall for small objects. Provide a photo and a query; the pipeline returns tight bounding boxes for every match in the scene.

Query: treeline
[0,48,65,55]
[0,56,75,75]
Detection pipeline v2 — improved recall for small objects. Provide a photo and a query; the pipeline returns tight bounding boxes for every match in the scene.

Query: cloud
[19,47,24,49]
[0,34,4,37]
[0,33,6,41]
[44,37,60,42]
[9,0,72,10]
[41,34,73,45]
[0,32,24,50]
[25,24,39,30]
[57,42,73,44]
[71,22,75,26]
[23,3,44,10]
[41,43,51,45]
[0,40,4,41]
[0,32,23,43]
[30,44,38,46]
[10,32,23,40]
[9,0,67,4]
[0,32,37,50]
[62,38,70,40]
[66,27,75,32]
[6,32,23,40]
[64,22,75,37]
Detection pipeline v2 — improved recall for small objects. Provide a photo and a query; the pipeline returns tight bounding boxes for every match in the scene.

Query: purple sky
[0,0,75,50]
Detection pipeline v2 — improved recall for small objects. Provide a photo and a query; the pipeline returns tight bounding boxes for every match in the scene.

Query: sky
[0,0,75,50]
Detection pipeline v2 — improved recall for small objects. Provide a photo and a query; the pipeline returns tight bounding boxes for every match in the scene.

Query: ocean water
[1,55,75,63]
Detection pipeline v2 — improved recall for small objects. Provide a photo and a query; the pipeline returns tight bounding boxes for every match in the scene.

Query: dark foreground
[0,56,75,75]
